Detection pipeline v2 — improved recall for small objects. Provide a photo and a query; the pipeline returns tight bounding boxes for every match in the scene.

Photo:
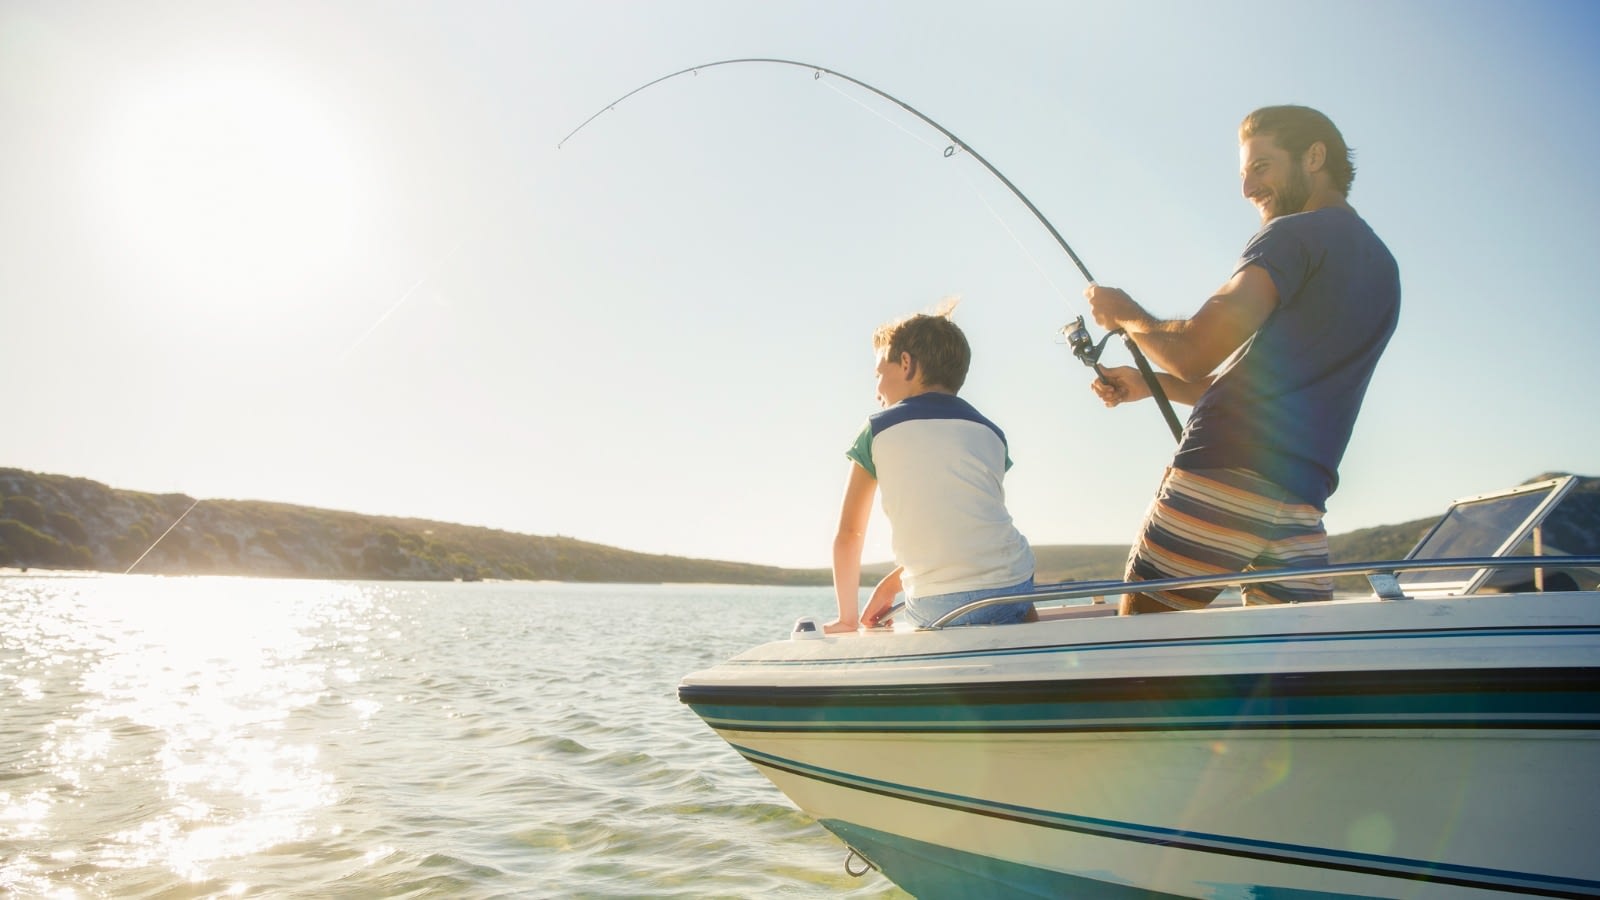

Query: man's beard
[1269,165,1312,220]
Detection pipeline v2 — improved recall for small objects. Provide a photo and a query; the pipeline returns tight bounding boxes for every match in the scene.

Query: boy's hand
[863,566,903,628]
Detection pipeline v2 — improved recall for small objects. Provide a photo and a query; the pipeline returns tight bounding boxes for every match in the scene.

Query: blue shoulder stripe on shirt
[869,393,1006,444]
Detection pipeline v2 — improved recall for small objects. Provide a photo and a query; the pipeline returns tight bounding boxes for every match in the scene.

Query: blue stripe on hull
[740,745,1600,897]
[681,667,1600,733]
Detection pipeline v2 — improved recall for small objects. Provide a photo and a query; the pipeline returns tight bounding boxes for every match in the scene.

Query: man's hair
[873,303,970,392]
[1239,105,1356,196]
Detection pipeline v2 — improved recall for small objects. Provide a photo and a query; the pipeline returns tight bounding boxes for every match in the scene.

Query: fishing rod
[560,57,1184,442]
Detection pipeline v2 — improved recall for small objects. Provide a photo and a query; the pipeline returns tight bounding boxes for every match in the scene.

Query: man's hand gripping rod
[1063,316,1185,442]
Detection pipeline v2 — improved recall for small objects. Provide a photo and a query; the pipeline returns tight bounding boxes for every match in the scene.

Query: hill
[0,468,830,585]
[1,467,1594,587]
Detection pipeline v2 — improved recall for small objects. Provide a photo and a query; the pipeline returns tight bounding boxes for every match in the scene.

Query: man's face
[1239,134,1312,223]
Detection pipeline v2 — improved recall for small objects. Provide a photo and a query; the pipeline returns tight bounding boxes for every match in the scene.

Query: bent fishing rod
[560,57,1184,441]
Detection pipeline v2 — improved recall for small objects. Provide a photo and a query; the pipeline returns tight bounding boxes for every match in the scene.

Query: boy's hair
[873,301,971,392]
[1239,105,1356,196]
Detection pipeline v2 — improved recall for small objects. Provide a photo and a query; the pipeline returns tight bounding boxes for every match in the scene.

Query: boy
[823,304,1036,633]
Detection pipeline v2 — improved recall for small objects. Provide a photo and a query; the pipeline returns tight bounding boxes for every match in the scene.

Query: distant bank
[2,467,1593,586]
[0,467,833,585]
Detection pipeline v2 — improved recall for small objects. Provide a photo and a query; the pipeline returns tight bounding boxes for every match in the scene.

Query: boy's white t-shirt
[847,392,1034,599]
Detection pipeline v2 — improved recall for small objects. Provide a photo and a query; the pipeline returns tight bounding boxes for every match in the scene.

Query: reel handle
[1062,315,1183,442]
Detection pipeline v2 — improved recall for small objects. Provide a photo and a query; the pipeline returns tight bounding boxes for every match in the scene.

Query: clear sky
[3,0,1597,569]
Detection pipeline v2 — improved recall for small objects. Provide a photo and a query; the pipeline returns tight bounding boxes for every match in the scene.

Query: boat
[678,475,1600,898]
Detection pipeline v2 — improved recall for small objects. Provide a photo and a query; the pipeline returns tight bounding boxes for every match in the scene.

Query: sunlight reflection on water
[5,577,364,887]
[0,575,906,898]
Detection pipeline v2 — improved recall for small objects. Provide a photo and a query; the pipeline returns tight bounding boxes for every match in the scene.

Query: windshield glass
[1399,481,1566,590]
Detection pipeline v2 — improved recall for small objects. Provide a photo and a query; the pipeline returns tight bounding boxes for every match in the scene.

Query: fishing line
[339,233,470,363]
[814,76,947,155]
[124,497,201,574]
[949,155,1077,310]
[815,76,1078,309]
[121,230,470,570]
[116,159,479,574]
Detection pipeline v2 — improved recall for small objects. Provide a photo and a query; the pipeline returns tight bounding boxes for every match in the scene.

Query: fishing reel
[1060,314,1185,441]
[1060,315,1114,373]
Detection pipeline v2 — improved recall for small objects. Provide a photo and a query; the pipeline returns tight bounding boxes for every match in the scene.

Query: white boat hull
[681,594,1600,897]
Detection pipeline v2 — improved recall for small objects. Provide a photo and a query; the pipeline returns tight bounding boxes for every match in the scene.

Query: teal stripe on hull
[684,667,1600,732]
[823,819,1373,899]
[821,818,1180,898]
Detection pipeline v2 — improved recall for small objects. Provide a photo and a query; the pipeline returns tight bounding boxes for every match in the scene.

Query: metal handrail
[923,555,1600,629]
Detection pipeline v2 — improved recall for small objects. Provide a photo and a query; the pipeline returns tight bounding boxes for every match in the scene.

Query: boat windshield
[1398,476,1576,594]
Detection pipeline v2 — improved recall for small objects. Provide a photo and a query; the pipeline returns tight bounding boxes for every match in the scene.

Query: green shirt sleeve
[845,421,876,479]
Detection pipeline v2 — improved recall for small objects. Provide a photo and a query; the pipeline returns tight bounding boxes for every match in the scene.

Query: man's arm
[1091,366,1214,407]
[1086,265,1279,382]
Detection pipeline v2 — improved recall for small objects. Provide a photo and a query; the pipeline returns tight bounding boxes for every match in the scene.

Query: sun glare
[89,58,367,311]
[2,576,360,885]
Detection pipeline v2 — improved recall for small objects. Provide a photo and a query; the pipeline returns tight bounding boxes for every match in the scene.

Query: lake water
[0,574,909,898]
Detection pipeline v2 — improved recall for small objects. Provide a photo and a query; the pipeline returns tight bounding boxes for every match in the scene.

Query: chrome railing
[924,555,1600,629]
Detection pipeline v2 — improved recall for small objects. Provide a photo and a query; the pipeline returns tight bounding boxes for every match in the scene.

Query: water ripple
[1,576,909,897]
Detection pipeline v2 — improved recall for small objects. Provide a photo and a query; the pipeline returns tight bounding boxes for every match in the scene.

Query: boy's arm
[862,566,903,627]
[825,463,877,634]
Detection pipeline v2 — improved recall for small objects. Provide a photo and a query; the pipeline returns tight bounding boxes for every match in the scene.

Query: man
[1087,105,1400,614]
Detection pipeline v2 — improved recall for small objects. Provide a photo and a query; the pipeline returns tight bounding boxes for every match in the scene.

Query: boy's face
[874,350,917,407]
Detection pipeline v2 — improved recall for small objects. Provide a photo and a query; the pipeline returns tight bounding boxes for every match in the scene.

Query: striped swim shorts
[1124,467,1332,612]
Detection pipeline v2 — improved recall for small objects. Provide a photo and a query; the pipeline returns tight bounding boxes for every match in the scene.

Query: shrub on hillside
[0,519,70,568]
[2,496,46,529]
[45,510,89,545]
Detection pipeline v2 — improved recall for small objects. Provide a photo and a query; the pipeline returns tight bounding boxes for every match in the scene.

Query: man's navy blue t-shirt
[1174,206,1400,510]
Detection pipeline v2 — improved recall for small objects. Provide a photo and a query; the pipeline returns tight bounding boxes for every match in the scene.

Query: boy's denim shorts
[905,577,1035,628]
